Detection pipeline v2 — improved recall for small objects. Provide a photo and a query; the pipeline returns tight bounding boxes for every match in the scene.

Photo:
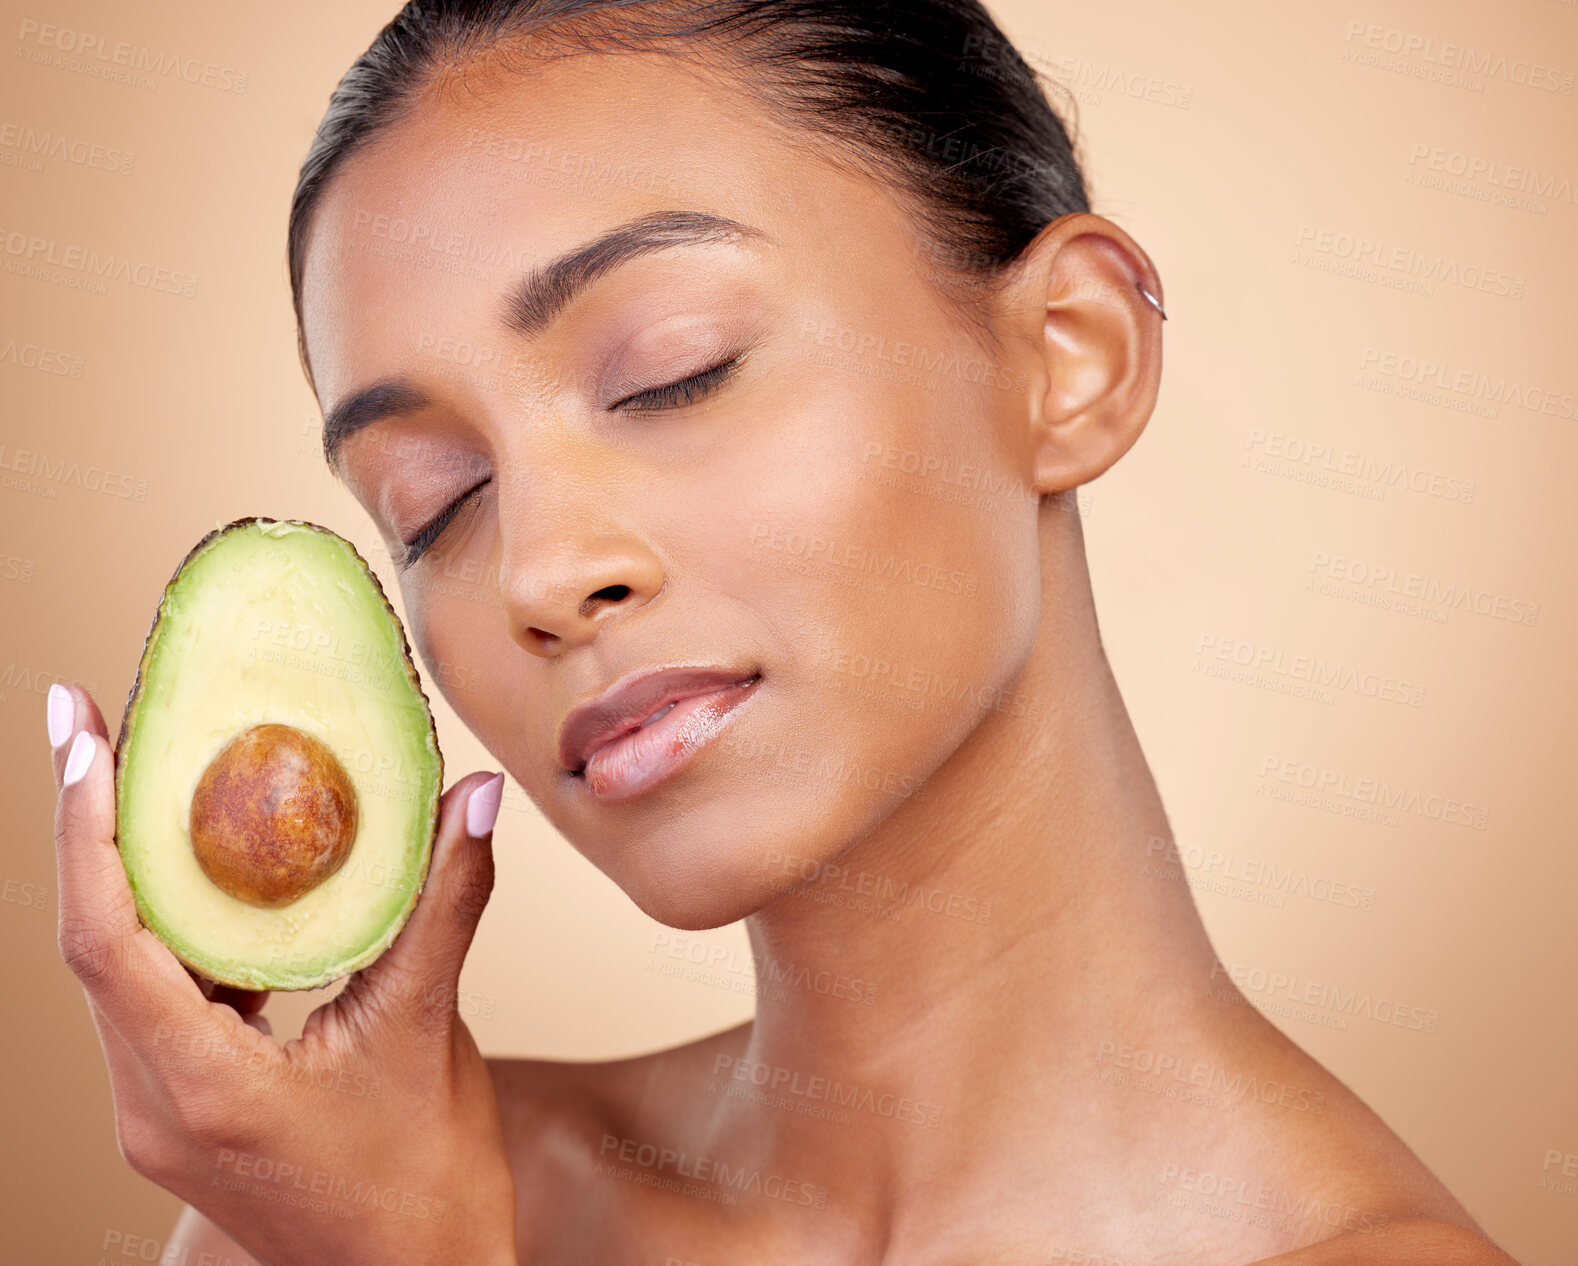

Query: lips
[558,665,762,775]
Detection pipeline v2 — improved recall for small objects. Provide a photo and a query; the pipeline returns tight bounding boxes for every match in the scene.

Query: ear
[1003,213,1165,495]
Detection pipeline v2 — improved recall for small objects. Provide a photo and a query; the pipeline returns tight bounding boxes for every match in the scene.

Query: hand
[48,682,518,1266]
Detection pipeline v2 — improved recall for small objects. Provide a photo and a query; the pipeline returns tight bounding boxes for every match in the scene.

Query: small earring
[1137,283,1168,320]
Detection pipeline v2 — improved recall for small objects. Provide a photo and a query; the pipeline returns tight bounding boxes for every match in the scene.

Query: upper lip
[557,665,761,773]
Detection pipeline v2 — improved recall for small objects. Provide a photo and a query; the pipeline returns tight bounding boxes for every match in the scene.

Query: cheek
[401,589,460,722]
[594,374,1039,926]
[705,366,1039,797]
[399,572,526,761]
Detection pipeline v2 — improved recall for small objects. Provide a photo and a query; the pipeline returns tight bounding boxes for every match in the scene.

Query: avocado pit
[189,723,360,908]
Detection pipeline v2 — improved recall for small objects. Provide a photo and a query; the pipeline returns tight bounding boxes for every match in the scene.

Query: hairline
[290,29,1025,399]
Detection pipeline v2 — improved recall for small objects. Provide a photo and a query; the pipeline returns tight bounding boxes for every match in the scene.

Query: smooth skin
[50,44,1521,1266]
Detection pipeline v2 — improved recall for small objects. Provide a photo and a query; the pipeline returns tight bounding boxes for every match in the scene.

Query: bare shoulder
[483,1020,751,1243]
[1252,1216,1522,1264]
[484,1018,752,1151]
[479,1008,1522,1263]
[1206,1013,1519,1263]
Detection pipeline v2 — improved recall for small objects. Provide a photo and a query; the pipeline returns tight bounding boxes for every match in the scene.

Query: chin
[591,777,867,931]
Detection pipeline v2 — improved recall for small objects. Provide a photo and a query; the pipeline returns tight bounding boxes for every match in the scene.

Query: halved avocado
[114,517,444,991]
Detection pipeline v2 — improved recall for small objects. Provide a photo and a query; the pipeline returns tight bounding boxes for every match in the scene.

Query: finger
[185,968,267,1017]
[212,985,270,1019]
[355,770,504,1030]
[46,681,78,769]
[48,680,101,784]
[52,686,211,1038]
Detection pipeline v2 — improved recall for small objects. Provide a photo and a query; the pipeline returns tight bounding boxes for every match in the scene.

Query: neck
[728,504,1227,1209]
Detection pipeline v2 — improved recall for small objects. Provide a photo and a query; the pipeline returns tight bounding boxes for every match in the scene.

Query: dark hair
[287,0,1090,391]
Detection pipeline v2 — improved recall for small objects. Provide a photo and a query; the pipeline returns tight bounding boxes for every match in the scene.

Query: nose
[503,537,665,656]
[483,416,667,654]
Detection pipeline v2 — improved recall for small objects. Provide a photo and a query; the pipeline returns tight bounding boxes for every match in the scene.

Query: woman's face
[299,50,1047,929]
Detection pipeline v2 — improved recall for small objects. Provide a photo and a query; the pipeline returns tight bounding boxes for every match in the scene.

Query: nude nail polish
[47,683,75,750]
[466,773,505,838]
[63,730,95,787]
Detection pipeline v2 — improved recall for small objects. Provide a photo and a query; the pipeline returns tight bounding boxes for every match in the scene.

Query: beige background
[2,1,1574,1261]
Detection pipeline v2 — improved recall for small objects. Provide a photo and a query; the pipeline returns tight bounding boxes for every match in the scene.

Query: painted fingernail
[47,683,75,750]
[63,730,96,787]
[465,772,505,838]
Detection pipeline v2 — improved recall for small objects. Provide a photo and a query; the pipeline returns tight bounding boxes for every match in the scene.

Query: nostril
[580,584,630,618]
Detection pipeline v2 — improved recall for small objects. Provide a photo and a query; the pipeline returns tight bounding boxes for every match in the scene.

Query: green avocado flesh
[114,518,443,991]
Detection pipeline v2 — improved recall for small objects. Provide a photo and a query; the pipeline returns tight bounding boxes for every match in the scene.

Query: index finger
[51,683,213,1037]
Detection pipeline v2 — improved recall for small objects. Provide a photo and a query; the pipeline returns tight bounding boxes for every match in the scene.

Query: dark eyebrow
[322,208,769,468]
[502,208,768,336]
[321,380,430,468]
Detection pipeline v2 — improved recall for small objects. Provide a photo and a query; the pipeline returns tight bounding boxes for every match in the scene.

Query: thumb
[356,770,504,1028]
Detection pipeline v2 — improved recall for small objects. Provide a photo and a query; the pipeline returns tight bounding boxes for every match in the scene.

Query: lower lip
[576,677,761,803]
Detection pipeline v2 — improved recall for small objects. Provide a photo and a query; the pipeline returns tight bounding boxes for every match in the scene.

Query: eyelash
[398,479,488,570]
[398,355,745,569]
[612,353,744,412]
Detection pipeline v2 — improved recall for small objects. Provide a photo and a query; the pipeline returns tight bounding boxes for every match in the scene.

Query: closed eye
[611,352,745,413]
[398,478,489,570]
[397,353,746,569]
